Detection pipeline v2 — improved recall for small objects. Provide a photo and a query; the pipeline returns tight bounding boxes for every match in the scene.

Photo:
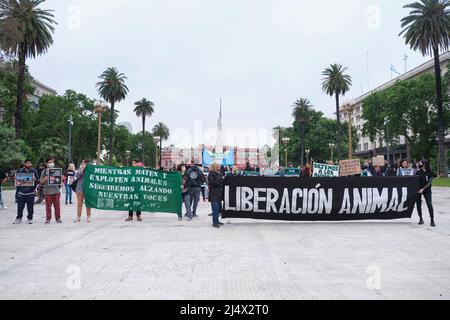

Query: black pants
[17,194,35,220]
[201,186,206,201]
[416,191,434,219]
[129,211,142,217]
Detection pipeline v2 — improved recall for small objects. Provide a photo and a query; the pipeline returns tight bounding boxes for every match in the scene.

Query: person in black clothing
[14,159,38,224]
[416,159,436,227]
[184,165,205,218]
[126,159,143,222]
[208,162,224,228]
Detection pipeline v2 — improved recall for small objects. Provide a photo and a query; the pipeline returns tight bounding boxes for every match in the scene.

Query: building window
[357,144,361,152]
[364,143,369,151]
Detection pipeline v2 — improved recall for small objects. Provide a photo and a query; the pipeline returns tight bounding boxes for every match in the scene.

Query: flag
[390,64,400,76]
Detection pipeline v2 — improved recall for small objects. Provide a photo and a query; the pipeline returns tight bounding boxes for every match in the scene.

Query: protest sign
[372,156,385,167]
[84,165,182,214]
[15,173,35,187]
[312,163,339,177]
[339,159,362,177]
[48,168,62,185]
[223,176,418,221]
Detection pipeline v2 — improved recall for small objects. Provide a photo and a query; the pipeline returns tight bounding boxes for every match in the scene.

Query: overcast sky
[28,0,432,147]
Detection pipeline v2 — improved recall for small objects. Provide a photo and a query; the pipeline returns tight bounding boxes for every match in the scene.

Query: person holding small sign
[14,159,38,225]
[40,158,63,224]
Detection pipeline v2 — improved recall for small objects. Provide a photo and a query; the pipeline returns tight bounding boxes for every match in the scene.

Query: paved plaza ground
[0,188,449,300]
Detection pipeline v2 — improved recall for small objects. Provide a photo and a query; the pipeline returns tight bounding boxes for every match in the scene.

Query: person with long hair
[65,163,76,205]
[74,159,92,223]
[416,159,436,227]
[208,162,224,228]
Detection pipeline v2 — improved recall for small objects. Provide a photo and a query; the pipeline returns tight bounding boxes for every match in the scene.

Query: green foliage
[130,132,157,167]
[321,64,352,97]
[362,72,449,161]
[0,125,26,169]
[277,110,357,166]
[152,122,170,141]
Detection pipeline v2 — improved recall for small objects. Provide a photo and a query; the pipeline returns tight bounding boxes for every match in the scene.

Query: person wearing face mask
[416,159,436,227]
[40,158,63,224]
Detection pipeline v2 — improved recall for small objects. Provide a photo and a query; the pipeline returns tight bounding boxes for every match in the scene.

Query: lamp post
[329,143,335,163]
[282,137,290,167]
[343,103,354,159]
[385,117,390,165]
[154,136,161,169]
[305,149,311,164]
[68,115,73,165]
[126,150,131,167]
[95,101,108,165]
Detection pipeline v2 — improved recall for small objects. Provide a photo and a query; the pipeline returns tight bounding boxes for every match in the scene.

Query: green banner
[83,165,182,215]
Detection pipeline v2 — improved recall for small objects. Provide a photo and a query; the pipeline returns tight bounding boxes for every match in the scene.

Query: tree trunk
[15,43,26,139]
[108,100,115,166]
[433,47,448,177]
[142,116,146,165]
[300,121,305,166]
[335,92,342,162]
[159,140,163,170]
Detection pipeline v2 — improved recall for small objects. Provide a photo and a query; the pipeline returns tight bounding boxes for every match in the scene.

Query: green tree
[0,0,57,139]
[130,132,157,167]
[0,125,26,169]
[39,137,68,165]
[321,64,352,162]
[400,0,450,176]
[96,67,129,165]
[292,98,314,166]
[134,98,155,164]
[152,122,170,169]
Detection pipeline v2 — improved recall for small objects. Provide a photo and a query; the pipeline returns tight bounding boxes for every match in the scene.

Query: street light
[385,117,390,166]
[343,103,355,159]
[305,149,311,164]
[154,136,161,169]
[282,137,290,167]
[126,150,131,167]
[68,115,73,165]
[95,101,108,165]
[329,143,335,163]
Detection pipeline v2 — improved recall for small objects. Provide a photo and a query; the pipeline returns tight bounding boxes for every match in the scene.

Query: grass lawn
[433,178,450,188]
[1,181,15,191]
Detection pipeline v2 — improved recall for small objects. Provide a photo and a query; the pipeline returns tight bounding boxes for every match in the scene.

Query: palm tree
[0,0,57,139]
[322,64,352,162]
[96,67,129,165]
[152,122,170,169]
[134,98,155,164]
[292,98,314,166]
[400,0,450,177]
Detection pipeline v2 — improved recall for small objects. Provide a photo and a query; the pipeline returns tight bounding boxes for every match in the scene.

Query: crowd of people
[0,156,437,228]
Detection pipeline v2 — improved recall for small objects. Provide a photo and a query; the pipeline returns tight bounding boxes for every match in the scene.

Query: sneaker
[178,216,183,221]
[56,220,63,224]
[419,218,424,225]
[218,222,224,226]
[74,218,81,223]
[125,216,133,222]
[431,220,436,227]
[208,213,213,216]
[13,218,22,225]
[27,219,33,225]
[212,224,220,228]
[87,217,92,223]
[45,220,50,225]
[193,214,199,218]
[137,216,142,222]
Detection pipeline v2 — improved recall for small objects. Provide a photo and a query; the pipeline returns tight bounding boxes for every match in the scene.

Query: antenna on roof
[403,54,408,73]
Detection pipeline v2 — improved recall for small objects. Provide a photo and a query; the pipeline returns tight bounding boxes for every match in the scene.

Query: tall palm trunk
[159,140,163,170]
[300,122,305,166]
[142,116,146,164]
[433,47,448,177]
[335,92,342,162]
[15,44,26,139]
[108,100,115,165]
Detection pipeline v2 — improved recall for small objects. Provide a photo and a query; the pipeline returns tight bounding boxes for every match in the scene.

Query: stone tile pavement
[0,188,449,300]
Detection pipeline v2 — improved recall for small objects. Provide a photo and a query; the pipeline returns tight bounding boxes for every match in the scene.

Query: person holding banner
[14,160,38,225]
[208,162,224,228]
[416,160,436,227]
[397,159,414,177]
[40,158,63,224]
[74,159,92,223]
[126,160,143,222]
